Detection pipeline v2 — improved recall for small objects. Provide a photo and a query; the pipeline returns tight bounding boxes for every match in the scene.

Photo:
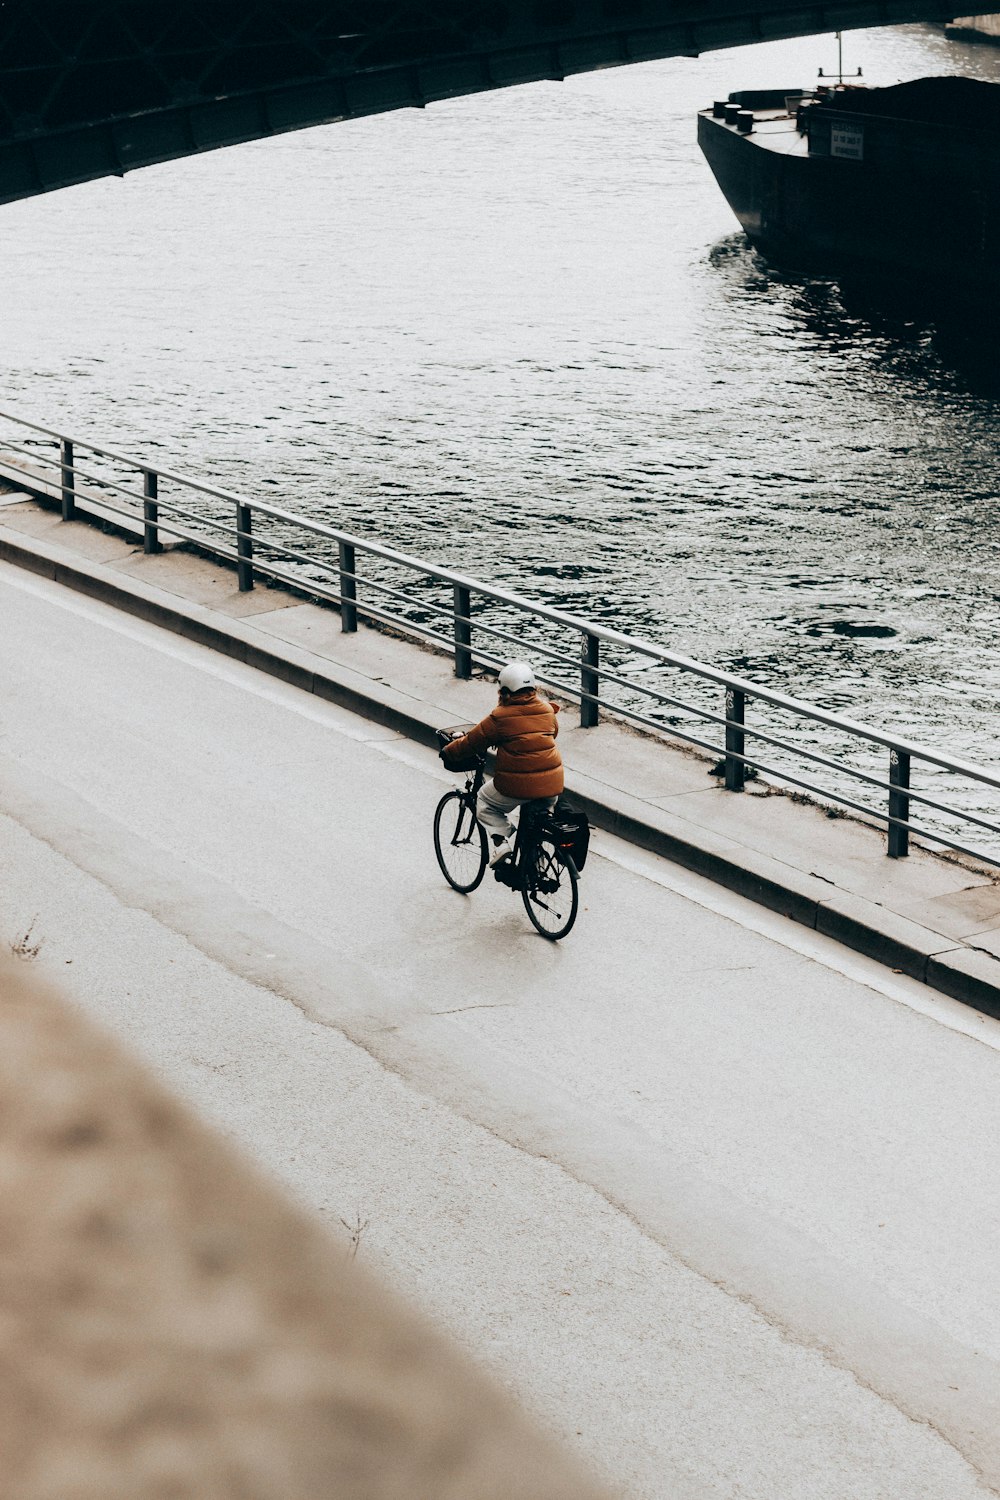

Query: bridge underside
[0,0,955,204]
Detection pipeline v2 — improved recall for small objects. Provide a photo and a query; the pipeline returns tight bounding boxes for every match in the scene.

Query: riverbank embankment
[3,478,1000,1017]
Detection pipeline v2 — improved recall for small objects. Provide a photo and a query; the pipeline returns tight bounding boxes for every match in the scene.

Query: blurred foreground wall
[0,952,614,1500]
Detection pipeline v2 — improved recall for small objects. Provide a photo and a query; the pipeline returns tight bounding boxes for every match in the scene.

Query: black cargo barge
[697,76,1000,303]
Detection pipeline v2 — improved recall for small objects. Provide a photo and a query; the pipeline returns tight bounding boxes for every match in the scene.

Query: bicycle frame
[435,739,579,937]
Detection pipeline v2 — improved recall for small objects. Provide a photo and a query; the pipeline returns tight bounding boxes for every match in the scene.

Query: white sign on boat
[831,123,865,159]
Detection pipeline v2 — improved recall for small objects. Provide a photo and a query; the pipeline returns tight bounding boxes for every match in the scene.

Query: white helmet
[498,660,536,693]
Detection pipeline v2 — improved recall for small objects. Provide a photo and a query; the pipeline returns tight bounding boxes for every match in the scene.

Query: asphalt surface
[3,558,1000,1500]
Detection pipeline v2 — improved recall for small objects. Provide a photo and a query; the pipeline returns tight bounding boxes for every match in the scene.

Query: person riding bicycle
[441,661,564,866]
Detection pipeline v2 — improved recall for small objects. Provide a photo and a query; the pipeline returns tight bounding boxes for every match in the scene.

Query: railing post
[338,540,357,632]
[236,502,254,592]
[888,748,910,858]
[581,632,600,727]
[142,468,161,554]
[724,688,746,791]
[59,438,76,521]
[453,584,472,679]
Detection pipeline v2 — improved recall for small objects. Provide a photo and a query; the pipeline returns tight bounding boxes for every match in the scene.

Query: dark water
[2,22,1000,837]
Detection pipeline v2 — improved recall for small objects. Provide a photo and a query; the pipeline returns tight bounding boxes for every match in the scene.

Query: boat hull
[697,104,1000,302]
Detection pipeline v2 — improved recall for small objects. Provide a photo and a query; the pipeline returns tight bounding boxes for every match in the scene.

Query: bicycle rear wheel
[434,790,488,892]
[522,838,578,939]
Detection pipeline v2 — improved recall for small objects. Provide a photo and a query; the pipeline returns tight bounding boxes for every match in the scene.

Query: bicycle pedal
[493,859,517,887]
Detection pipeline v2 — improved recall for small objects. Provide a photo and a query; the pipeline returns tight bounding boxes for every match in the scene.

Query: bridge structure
[1,0,956,205]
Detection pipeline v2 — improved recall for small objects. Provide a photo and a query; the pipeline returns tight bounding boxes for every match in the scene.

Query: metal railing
[2,404,1000,870]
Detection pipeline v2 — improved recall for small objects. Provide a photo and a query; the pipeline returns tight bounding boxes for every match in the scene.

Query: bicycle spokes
[434,791,488,893]
[522,840,579,939]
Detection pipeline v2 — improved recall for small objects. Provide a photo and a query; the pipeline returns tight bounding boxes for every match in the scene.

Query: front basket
[437,725,481,773]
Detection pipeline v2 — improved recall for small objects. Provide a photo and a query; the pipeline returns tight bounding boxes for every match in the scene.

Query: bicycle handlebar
[436,726,487,772]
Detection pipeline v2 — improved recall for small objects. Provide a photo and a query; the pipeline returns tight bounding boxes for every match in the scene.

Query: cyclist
[441,661,564,865]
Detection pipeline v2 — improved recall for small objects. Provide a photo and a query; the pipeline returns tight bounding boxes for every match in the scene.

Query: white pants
[477,780,556,840]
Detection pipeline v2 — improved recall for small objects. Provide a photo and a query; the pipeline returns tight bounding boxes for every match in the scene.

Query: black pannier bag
[545,794,590,871]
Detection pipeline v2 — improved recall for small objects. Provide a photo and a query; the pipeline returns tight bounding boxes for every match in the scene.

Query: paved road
[2,558,999,1500]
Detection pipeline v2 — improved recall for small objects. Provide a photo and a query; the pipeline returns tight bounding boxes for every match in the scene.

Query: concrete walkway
[2,484,1000,1016]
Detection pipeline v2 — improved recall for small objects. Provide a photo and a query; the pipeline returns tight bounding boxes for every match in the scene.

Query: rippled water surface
[3,23,1000,827]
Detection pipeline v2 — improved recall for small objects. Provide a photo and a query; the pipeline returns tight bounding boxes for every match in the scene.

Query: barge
[697,76,1000,303]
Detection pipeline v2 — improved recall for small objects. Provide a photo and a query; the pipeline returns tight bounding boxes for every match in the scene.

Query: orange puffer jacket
[446,690,564,800]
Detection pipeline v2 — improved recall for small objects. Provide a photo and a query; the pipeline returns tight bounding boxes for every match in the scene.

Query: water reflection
[715,236,1000,399]
[0,22,999,839]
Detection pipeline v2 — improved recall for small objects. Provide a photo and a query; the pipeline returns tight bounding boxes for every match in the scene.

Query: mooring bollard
[453,584,472,679]
[724,687,746,791]
[888,748,910,857]
[142,468,161,554]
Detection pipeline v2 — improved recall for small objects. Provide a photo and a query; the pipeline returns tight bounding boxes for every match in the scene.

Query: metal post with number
[724,687,746,791]
[59,438,76,521]
[581,633,600,727]
[338,540,357,632]
[453,584,472,678]
[236,502,254,591]
[888,748,910,858]
[142,468,161,554]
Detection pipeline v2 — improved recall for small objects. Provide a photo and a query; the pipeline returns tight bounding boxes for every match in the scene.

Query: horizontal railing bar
[236,541,487,628]
[242,554,463,655]
[454,615,592,674]
[731,721,896,796]
[585,660,729,725]
[0,409,260,503]
[734,755,901,828]
[65,491,238,556]
[744,753,1000,866]
[887,786,1000,839]
[572,692,729,759]
[712,750,999,863]
[891,820,1000,869]
[47,460,150,505]
[52,487,170,535]
[39,481,589,690]
[0,444,175,522]
[576,690,999,843]
[107,491,244,539]
[724,718,1000,836]
[0,437,65,473]
[5,408,1000,803]
[59,487,229,554]
[228,550,443,640]
[229,550,341,598]
[0,448,205,529]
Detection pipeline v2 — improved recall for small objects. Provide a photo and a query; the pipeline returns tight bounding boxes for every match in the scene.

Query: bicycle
[433,729,580,941]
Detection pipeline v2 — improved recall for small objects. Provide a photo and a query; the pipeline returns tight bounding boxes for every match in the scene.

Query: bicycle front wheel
[522,839,578,940]
[434,790,488,893]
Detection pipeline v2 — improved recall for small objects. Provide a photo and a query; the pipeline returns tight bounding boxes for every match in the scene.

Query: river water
[2,22,1000,839]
